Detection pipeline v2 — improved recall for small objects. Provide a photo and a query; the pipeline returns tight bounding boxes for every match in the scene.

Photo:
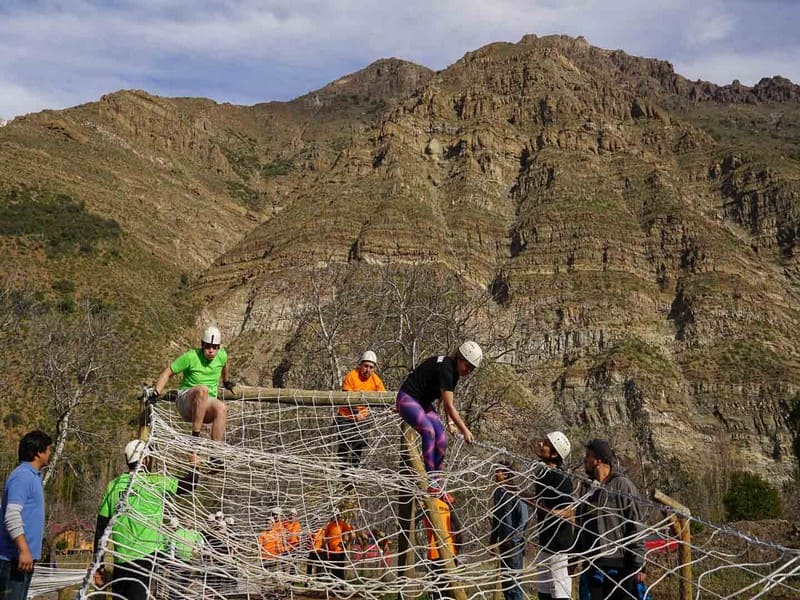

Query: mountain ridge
[2,34,800,512]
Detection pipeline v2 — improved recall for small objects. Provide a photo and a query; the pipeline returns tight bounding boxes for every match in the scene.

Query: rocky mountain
[2,34,800,506]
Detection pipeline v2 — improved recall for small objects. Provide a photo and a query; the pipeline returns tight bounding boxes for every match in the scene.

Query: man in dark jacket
[577,439,646,600]
[490,461,529,600]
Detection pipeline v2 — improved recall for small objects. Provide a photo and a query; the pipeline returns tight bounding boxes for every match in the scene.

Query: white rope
[29,565,86,598]
[77,393,800,600]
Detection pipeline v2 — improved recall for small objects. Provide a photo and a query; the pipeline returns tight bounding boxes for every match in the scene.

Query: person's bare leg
[208,399,228,442]
[186,386,209,435]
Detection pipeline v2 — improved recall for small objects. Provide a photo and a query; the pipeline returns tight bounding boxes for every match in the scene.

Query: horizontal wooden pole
[652,489,691,518]
[162,386,397,406]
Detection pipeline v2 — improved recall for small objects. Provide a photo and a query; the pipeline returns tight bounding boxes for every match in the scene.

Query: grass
[0,188,120,257]
[261,160,293,178]
[225,180,263,211]
[598,336,680,381]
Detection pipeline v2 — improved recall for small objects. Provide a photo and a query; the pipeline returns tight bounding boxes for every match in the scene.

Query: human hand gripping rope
[142,384,159,405]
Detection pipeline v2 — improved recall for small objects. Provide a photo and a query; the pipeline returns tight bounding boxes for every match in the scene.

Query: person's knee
[216,401,228,419]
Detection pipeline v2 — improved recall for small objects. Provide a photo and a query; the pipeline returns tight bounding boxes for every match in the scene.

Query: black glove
[223,380,236,392]
[146,388,159,405]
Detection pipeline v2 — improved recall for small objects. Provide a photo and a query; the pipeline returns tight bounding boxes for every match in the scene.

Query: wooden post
[396,423,417,588]
[137,390,149,442]
[652,489,692,600]
[399,424,466,600]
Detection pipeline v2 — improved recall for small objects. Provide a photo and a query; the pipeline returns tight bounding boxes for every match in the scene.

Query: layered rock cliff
[2,35,799,493]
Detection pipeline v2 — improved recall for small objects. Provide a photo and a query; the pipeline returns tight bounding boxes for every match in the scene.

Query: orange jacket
[283,519,302,551]
[339,369,385,419]
[259,522,284,558]
[323,519,353,553]
[424,499,455,561]
[311,527,325,551]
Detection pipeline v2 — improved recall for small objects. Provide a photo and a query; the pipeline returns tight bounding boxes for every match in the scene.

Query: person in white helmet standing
[92,440,198,600]
[528,431,576,600]
[152,325,233,442]
[396,341,481,497]
[336,350,386,468]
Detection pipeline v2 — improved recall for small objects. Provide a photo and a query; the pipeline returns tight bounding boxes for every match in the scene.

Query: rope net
[81,391,800,600]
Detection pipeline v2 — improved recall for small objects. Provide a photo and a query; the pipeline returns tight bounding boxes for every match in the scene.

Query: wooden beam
[162,386,396,405]
[400,425,466,600]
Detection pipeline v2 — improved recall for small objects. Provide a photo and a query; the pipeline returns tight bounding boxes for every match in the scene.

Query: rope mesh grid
[80,391,800,600]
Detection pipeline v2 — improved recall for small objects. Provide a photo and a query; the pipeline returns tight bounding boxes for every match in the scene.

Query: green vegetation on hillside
[0,188,120,257]
[260,159,293,177]
[724,471,782,521]
[684,102,800,165]
[225,181,263,211]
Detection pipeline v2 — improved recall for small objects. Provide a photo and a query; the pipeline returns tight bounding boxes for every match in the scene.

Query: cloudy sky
[1,0,797,120]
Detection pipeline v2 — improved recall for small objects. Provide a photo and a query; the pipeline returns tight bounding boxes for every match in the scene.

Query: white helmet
[288,507,298,516]
[458,341,483,369]
[208,510,224,523]
[201,326,222,345]
[124,439,146,464]
[271,506,283,517]
[546,431,571,460]
[359,350,378,366]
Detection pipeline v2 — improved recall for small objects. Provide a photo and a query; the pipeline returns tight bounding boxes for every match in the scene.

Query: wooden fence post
[399,424,466,600]
[652,489,692,600]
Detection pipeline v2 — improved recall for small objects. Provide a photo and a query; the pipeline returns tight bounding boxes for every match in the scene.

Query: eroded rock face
[3,34,800,486]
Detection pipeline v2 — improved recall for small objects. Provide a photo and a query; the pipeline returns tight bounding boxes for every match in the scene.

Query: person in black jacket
[528,431,575,600]
[576,439,646,600]
[490,461,529,600]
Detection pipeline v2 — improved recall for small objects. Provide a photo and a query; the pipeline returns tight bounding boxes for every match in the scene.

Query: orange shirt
[323,519,353,553]
[424,498,455,561]
[339,370,386,419]
[311,527,325,551]
[259,522,285,558]
[283,519,302,550]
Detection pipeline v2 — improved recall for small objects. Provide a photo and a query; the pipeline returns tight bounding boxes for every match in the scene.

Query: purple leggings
[396,391,447,474]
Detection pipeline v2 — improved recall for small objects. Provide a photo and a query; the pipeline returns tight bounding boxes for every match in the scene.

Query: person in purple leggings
[396,341,482,495]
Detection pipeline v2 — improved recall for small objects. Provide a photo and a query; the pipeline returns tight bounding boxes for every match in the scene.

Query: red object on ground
[645,534,679,553]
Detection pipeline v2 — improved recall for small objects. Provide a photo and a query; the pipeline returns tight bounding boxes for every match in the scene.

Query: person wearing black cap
[576,439,646,600]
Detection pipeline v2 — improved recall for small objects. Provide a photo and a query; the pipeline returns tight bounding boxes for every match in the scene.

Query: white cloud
[0,0,797,117]
[676,49,800,86]
[0,81,57,121]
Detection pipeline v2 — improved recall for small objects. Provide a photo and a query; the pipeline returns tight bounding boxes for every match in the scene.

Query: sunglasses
[203,343,220,350]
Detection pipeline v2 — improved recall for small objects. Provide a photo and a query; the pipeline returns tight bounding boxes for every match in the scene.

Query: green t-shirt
[174,527,203,561]
[98,472,179,563]
[170,348,228,399]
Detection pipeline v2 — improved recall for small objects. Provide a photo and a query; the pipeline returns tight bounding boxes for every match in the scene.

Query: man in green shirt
[92,440,198,600]
[153,325,234,442]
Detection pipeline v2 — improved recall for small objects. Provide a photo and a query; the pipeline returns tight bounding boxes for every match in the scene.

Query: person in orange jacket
[322,511,353,580]
[423,497,458,563]
[306,525,326,576]
[336,351,385,468]
[282,508,302,555]
[259,508,285,564]
[422,497,462,600]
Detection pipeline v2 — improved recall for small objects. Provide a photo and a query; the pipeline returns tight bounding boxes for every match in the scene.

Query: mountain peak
[295,57,434,107]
